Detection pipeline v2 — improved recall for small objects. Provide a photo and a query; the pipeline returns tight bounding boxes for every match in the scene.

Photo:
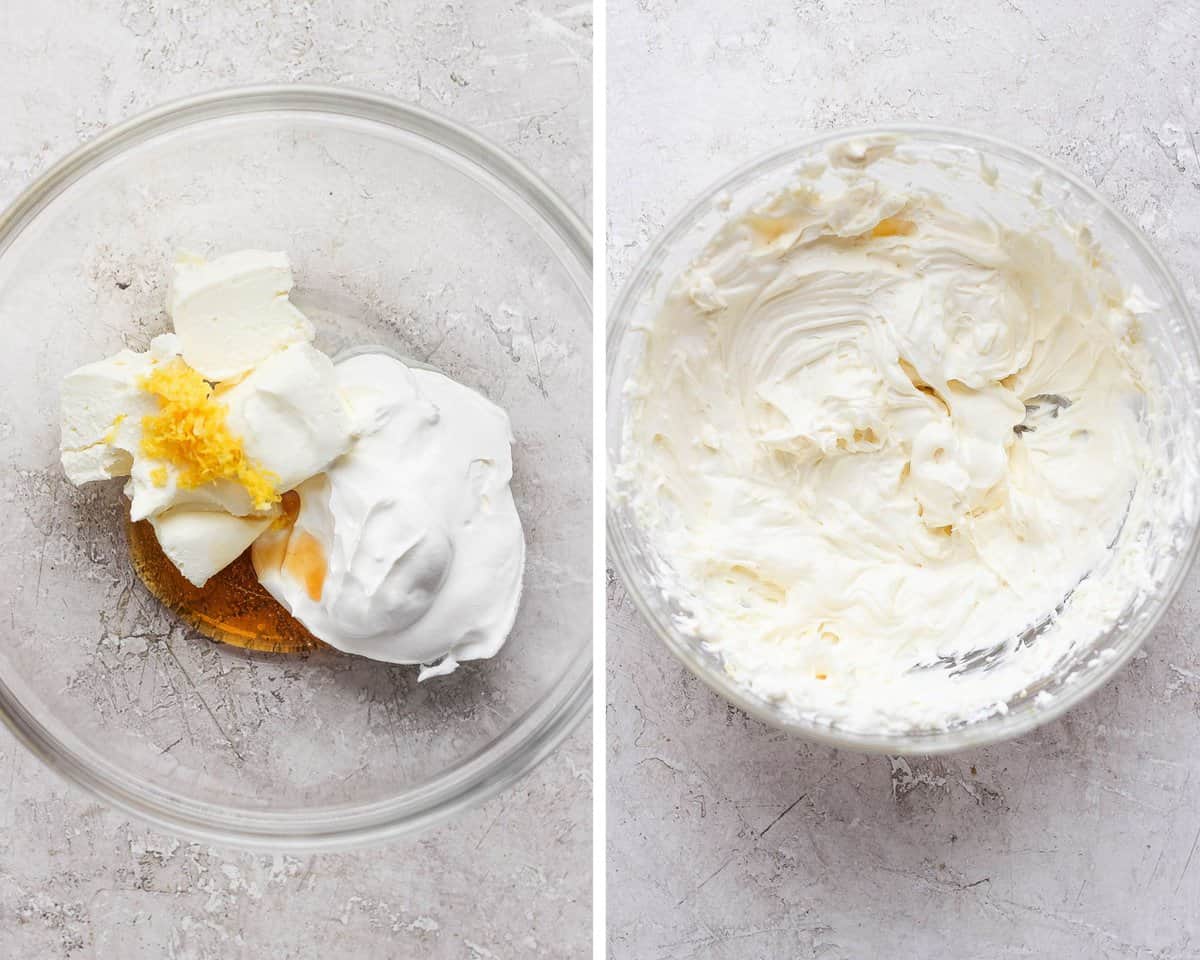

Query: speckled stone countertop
[0,2,591,958]
[608,2,1200,958]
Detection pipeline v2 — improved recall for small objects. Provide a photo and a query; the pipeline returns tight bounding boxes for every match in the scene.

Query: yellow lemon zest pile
[138,359,279,509]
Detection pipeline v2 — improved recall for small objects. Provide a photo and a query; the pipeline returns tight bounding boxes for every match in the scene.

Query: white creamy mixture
[61,250,525,675]
[622,144,1158,731]
[254,353,525,676]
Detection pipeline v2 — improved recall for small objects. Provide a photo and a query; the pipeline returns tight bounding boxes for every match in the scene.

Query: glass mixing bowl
[0,85,591,847]
[608,126,1200,754]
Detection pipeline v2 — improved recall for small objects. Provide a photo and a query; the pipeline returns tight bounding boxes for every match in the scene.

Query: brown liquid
[127,492,326,654]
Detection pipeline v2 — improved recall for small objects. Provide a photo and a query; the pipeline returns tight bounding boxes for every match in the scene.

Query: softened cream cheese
[60,252,352,586]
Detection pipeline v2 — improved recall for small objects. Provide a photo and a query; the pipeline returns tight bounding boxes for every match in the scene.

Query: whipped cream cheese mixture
[60,250,525,674]
[622,141,1159,731]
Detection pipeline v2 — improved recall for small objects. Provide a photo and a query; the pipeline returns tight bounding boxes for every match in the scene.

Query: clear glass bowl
[608,126,1200,754]
[0,85,591,847]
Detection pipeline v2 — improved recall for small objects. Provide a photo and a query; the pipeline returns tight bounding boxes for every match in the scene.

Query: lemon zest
[138,359,278,509]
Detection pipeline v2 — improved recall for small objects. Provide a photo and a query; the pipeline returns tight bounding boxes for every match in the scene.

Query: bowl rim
[606,122,1200,755]
[0,82,592,850]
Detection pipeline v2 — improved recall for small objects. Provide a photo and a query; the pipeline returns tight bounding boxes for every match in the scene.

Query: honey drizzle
[127,509,325,655]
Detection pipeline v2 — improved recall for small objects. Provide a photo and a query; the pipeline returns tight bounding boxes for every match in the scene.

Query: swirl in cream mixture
[622,141,1156,731]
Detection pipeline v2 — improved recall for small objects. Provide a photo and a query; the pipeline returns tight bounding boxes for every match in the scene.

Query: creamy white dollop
[252,353,525,676]
[622,146,1157,731]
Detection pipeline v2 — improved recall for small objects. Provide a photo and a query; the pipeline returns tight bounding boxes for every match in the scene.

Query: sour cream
[253,353,526,676]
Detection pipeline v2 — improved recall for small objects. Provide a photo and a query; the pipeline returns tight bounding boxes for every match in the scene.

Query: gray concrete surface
[607,2,1200,958]
[0,2,591,958]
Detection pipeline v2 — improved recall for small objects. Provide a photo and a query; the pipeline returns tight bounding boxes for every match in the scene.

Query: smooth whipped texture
[253,353,526,675]
[60,250,526,675]
[622,140,1161,731]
